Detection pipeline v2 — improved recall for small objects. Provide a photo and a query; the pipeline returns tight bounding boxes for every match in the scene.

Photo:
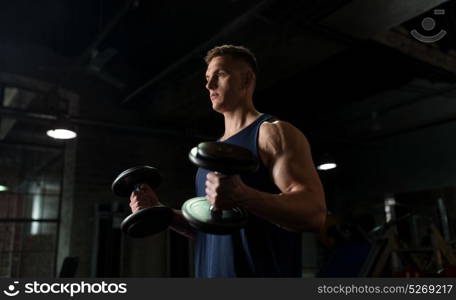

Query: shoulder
[258,120,309,162]
[260,120,308,147]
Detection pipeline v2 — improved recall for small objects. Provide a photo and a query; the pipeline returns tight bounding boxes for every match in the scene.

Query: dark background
[1,0,456,277]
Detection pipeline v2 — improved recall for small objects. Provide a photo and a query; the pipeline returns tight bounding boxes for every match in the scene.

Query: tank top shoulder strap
[224,113,276,158]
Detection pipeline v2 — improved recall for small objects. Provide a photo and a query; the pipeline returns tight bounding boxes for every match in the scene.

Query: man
[130,45,326,277]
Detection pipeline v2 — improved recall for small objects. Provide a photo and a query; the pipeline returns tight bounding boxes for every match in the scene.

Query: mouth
[210,93,219,101]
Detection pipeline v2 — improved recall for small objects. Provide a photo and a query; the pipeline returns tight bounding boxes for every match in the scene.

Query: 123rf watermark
[2,281,127,298]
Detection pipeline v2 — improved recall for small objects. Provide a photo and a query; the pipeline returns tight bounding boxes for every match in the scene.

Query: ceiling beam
[374,28,456,74]
[0,72,78,99]
[0,87,37,140]
[121,0,276,105]
[320,0,449,39]
[76,0,137,65]
[0,141,62,153]
[139,0,448,122]
[0,106,214,140]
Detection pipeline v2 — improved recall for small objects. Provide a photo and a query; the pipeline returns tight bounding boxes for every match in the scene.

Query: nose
[206,76,217,90]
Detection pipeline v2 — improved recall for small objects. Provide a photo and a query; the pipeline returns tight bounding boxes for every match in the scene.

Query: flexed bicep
[260,121,324,197]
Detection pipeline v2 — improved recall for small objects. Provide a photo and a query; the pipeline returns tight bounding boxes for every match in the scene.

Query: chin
[211,101,223,112]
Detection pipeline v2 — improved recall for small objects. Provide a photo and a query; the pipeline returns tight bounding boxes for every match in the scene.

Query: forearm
[169,209,196,240]
[243,187,326,232]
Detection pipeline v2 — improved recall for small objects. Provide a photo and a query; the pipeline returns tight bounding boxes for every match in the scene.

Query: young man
[130,45,326,277]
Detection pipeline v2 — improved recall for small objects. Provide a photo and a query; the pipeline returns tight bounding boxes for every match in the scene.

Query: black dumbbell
[182,142,258,234]
[112,166,173,238]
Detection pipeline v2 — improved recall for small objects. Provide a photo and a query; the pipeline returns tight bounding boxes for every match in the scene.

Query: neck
[222,102,260,140]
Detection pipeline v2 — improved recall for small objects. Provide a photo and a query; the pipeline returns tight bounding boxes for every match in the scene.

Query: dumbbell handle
[133,184,166,208]
[209,206,223,220]
[209,171,242,220]
[208,172,222,219]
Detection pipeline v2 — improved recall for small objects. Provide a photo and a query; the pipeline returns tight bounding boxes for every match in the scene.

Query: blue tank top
[194,113,302,277]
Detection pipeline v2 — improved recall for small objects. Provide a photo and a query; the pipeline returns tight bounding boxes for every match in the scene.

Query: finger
[205,194,216,208]
[205,178,215,189]
[205,187,217,198]
[130,202,138,212]
[130,193,138,202]
[129,199,140,211]
[131,193,148,206]
[131,199,151,211]
[206,172,223,183]
[206,172,215,184]
[208,180,224,194]
[206,176,225,191]
[132,189,142,198]
[130,194,150,206]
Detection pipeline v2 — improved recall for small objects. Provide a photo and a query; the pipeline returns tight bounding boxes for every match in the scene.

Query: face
[205,55,248,113]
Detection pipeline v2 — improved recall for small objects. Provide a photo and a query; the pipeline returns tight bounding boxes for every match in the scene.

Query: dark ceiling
[1,0,456,149]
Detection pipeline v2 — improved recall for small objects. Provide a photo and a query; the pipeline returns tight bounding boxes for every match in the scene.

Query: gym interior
[1,0,456,278]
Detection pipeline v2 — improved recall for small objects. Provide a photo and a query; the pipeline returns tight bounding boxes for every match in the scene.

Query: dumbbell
[111,166,173,238]
[182,142,258,234]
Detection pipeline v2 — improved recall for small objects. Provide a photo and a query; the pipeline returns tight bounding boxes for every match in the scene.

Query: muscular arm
[243,121,326,232]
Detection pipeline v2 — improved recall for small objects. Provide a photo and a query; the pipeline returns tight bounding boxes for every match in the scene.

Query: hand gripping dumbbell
[182,142,258,234]
[112,166,173,238]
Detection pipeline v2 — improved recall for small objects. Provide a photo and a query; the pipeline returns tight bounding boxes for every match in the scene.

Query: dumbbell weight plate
[112,165,172,238]
[188,142,258,175]
[121,206,173,238]
[184,142,255,234]
[182,197,248,235]
[112,166,162,197]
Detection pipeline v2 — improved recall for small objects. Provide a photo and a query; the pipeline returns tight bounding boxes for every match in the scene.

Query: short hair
[204,45,258,76]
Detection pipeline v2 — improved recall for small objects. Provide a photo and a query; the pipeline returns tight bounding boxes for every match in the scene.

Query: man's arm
[205,120,326,232]
[246,120,326,232]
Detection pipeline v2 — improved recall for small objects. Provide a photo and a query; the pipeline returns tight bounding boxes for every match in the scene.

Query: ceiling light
[317,162,337,171]
[46,116,77,140]
[46,128,77,140]
[316,153,337,171]
[0,185,9,192]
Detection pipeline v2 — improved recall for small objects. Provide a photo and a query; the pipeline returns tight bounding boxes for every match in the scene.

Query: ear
[242,70,254,89]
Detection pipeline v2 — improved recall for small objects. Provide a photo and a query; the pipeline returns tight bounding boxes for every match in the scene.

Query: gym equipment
[182,142,258,234]
[357,214,456,277]
[112,166,173,238]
